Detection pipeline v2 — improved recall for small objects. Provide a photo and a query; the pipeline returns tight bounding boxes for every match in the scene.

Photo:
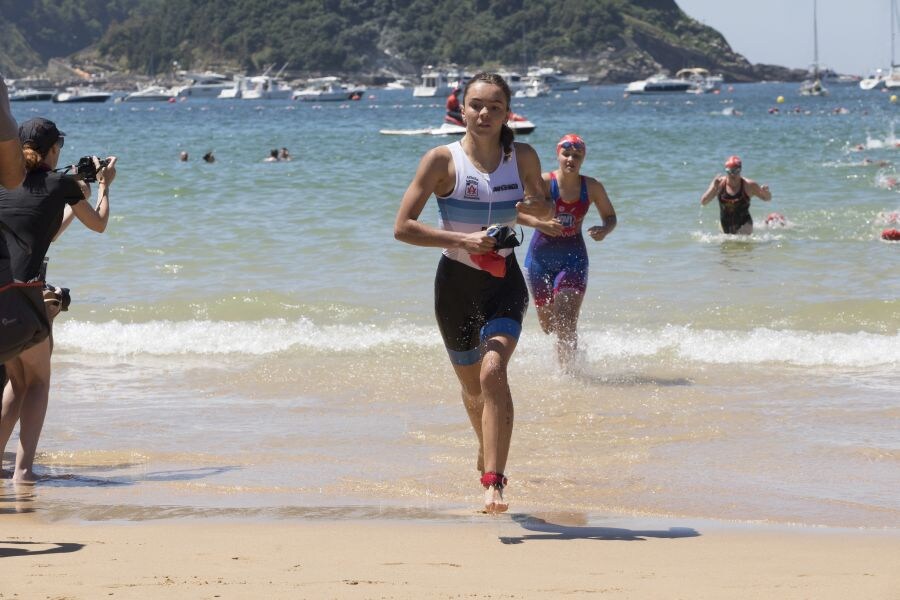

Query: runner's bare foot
[480,472,508,513]
[484,486,508,514]
[11,468,38,484]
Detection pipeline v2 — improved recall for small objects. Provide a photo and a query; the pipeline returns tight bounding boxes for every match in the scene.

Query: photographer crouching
[0,117,115,482]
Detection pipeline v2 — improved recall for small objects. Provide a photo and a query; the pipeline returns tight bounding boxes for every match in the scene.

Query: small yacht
[384,78,413,90]
[177,72,234,99]
[526,66,588,91]
[292,77,365,101]
[122,85,183,102]
[625,74,694,94]
[676,68,723,94]
[513,79,550,98]
[52,87,112,103]
[240,75,293,100]
[8,88,53,102]
[412,67,466,97]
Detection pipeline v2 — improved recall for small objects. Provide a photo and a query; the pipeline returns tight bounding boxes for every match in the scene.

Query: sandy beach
[2,510,898,599]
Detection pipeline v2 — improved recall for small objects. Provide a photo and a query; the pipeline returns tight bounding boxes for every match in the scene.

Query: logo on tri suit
[464,176,479,199]
[557,211,576,229]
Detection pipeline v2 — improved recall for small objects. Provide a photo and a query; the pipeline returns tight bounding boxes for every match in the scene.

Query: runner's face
[463,82,508,133]
[558,148,584,173]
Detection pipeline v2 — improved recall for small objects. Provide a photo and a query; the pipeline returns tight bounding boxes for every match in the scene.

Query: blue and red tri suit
[524,172,591,307]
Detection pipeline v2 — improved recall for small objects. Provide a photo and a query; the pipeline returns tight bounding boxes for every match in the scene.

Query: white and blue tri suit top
[432,141,530,366]
[436,141,523,270]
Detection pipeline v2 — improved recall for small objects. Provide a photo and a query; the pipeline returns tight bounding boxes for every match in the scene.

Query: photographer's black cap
[18,117,65,155]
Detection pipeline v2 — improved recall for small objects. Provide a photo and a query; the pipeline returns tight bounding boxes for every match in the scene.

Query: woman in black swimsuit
[700,155,772,234]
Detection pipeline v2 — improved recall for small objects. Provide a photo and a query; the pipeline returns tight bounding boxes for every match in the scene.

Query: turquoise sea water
[3,83,898,528]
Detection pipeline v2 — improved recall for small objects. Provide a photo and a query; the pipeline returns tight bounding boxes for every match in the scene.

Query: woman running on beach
[700,155,772,234]
[0,117,115,482]
[519,134,617,371]
[394,72,552,513]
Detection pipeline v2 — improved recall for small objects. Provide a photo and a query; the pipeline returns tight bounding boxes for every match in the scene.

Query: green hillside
[0,0,783,82]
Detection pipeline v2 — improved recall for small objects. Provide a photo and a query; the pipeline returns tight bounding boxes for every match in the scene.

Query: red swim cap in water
[881,228,900,241]
[725,155,742,170]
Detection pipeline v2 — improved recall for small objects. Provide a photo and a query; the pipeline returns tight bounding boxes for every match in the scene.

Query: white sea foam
[54,319,439,356]
[53,320,899,368]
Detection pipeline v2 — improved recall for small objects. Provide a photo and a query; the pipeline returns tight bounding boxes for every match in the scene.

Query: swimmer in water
[700,155,772,235]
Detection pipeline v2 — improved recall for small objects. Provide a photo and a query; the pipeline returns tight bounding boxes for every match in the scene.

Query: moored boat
[52,88,112,103]
[9,88,53,102]
[625,74,694,94]
[292,77,365,101]
[177,72,234,98]
[122,85,182,102]
[526,66,587,91]
[379,113,535,136]
[412,67,466,97]
[676,68,723,94]
[799,0,829,96]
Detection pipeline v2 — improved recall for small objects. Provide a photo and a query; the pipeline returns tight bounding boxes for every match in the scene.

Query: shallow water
[3,82,898,528]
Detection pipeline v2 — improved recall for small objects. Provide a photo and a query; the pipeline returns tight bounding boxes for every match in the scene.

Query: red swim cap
[725,155,742,169]
[557,134,586,154]
[882,228,900,241]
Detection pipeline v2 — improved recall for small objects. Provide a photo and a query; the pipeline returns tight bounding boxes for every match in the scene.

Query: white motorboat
[862,0,900,90]
[799,0,829,96]
[514,79,550,98]
[384,78,413,90]
[8,88,53,102]
[122,85,182,102]
[497,70,528,94]
[526,67,588,91]
[292,77,365,101]
[625,74,694,94]
[676,68,723,94]
[380,116,536,136]
[412,67,466,97]
[177,72,234,98]
[240,75,293,100]
[860,70,886,90]
[52,88,112,103]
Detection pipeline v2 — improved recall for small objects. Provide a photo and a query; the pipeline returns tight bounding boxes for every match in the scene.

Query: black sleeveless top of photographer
[0,168,84,281]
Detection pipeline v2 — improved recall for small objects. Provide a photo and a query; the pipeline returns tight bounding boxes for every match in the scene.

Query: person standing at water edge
[700,155,772,234]
[519,134,617,370]
[0,77,25,189]
[394,73,551,513]
[0,117,115,482]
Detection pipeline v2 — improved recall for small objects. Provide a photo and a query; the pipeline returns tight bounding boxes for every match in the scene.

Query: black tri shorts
[433,253,529,365]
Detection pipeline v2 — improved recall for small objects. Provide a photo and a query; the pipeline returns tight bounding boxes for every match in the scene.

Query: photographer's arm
[70,157,116,234]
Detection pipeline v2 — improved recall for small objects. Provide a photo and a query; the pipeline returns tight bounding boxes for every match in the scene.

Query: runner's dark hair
[463,72,514,162]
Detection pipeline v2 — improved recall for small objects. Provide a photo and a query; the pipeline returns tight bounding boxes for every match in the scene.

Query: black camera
[485,224,523,249]
[57,287,71,311]
[43,285,71,312]
[74,156,110,183]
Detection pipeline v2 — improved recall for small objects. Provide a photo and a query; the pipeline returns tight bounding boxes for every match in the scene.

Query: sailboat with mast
[799,0,828,96]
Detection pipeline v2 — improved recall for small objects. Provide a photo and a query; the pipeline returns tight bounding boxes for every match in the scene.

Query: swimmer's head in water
[557,134,586,155]
[725,155,742,174]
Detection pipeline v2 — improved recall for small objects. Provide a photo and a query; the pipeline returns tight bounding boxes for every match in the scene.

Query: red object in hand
[470,252,507,278]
